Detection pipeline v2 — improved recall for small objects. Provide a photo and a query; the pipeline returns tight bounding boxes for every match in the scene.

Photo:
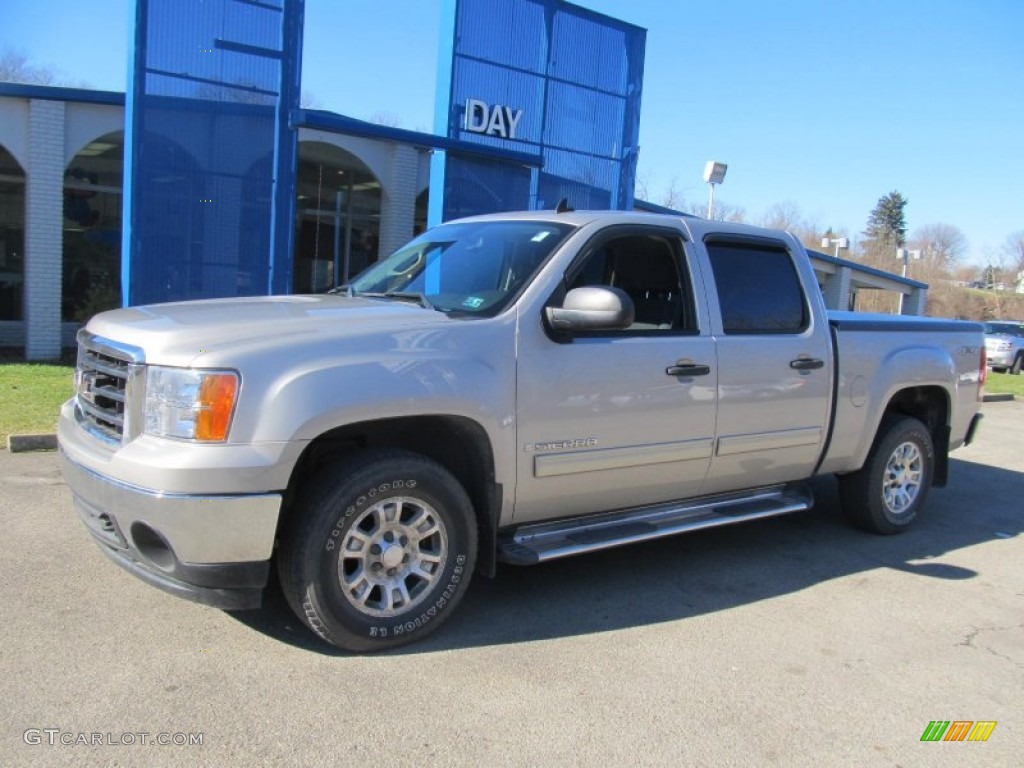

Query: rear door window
[705,241,808,334]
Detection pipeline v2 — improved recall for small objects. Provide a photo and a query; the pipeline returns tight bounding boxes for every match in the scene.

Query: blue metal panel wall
[437,0,645,221]
[122,0,303,306]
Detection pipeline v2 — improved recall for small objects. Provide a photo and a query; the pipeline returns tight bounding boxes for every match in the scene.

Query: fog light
[130,522,176,571]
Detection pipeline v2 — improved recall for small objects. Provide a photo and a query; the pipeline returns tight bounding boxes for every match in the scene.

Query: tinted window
[706,242,807,334]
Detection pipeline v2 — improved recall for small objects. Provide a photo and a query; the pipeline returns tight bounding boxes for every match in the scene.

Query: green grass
[0,364,75,445]
[986,371,1024,397]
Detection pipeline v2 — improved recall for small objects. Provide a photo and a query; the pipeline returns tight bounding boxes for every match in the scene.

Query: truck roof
[450,209,799,243]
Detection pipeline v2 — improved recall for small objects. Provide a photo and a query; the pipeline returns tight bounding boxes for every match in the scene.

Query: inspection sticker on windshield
[531,231,552,242]
[462,297,485,309]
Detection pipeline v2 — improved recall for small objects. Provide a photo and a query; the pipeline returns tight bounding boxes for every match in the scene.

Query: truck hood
[85,295,453,366]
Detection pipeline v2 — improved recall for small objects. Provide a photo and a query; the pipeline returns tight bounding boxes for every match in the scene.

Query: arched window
[295,142,382,292]
[0,145,26,321]
[63,132,123,322]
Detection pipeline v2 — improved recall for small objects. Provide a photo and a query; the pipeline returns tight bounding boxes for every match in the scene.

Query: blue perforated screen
[436,0,645,221]
[122,0,303,306]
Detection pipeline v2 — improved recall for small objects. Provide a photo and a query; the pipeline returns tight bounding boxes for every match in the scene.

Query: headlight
[144,366,239,442]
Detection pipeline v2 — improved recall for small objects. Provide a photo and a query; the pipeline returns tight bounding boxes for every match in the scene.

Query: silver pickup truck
[58,211,985,651]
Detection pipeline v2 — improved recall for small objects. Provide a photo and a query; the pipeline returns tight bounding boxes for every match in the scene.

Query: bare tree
[761,201,805,232]
[0,46,90,88]
[911,223,968,270]
[686,200,745,222]
[1002,230,1024,276]
[633,168,651,202]
[659,176,685,210]
[759,201,834,251]
[1,48,56,85]
[633,171,688,211]
[300,90,324,110]
[368,111,403,128]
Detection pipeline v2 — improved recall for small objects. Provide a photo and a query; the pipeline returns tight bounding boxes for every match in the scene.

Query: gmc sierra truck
[58,211,986,651]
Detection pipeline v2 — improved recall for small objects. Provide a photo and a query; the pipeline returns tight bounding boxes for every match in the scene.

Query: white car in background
[984,321,1024,374]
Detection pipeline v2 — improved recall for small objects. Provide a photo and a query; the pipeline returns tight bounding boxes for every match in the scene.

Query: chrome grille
[75,331,145,444]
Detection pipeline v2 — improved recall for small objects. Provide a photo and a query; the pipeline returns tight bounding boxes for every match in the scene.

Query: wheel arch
[879,385,951,486]
[280,415,501,577]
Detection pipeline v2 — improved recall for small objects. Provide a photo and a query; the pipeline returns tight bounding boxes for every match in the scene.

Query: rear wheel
[279,449,477,652]
[839,415,934,534]
[1010,354,1022,375]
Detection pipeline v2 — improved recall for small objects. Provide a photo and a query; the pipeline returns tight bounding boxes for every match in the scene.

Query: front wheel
[838,415,934,534]
[1010,354,1023,375]
[279,449,477,652]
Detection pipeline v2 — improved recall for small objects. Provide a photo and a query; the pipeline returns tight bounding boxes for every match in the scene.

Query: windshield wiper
[327,284,354,296]
[358,291,435,309]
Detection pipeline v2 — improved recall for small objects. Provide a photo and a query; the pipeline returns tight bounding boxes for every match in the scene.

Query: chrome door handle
[789,358,825,370]
[666,363,711,377]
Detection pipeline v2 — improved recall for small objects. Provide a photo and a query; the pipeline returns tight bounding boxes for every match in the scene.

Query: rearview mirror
[545,286,635,332]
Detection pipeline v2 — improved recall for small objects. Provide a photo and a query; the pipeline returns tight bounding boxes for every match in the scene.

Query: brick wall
[378,144,421,260]
[24,99,65,360]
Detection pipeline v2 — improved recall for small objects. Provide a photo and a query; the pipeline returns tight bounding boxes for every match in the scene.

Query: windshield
[984,322,1024,337]
[349,220,576,316]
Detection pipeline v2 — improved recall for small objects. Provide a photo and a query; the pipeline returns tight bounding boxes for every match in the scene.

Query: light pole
[896,247,921,279]
[703,161,727,219]
[895,247,921,313]
[820,236,850,259]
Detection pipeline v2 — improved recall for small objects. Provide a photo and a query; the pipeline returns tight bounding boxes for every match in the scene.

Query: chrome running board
[498,484,813,565]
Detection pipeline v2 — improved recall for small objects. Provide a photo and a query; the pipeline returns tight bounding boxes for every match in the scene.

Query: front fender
[228,316,518,459]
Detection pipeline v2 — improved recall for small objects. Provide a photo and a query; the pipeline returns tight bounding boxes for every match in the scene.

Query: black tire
[838,415,934,534]
[1010,354,1022,375]
[279,449,477,652]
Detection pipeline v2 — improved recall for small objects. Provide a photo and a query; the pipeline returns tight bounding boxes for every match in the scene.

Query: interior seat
[610,242,682,329]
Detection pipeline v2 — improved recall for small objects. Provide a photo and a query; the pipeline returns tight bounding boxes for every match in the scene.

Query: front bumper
[59,449,281,610]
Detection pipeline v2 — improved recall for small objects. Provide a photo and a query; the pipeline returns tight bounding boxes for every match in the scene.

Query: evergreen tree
[983,264,996,290]
[862,191,908,252]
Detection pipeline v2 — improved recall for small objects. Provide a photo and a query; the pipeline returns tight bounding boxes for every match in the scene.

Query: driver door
[514,226,718,524]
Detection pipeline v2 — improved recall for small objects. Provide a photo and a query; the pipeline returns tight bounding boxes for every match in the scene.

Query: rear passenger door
[697,236,832,494]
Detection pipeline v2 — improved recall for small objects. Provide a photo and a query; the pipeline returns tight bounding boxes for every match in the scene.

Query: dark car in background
[984,321,1024,374]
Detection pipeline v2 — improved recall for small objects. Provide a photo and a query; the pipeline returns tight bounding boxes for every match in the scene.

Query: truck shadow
[227,456,1022,656]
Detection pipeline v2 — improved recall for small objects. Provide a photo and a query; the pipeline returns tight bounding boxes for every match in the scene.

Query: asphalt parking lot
[1,402,1021,767]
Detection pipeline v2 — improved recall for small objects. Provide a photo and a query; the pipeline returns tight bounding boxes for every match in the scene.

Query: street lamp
[896,247,921,314]
[703,161,727,219]
[896,247,921,279]
[820,237,850,259]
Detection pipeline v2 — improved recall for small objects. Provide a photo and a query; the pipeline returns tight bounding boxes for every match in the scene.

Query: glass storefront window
[0,146,25,321]
[294,142,382,293]
[63,132,123,322]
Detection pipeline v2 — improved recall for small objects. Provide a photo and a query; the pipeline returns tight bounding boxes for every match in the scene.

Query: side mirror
[545,286,635,332]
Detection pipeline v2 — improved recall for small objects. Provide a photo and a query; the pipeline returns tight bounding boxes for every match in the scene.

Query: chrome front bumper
[59,449,282,610]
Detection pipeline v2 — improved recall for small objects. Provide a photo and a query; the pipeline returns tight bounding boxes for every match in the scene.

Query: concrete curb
[983,393,1017,403]
[7,434,58,453]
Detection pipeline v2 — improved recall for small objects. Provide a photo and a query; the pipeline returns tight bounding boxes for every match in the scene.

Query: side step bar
[497,484,814,565]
